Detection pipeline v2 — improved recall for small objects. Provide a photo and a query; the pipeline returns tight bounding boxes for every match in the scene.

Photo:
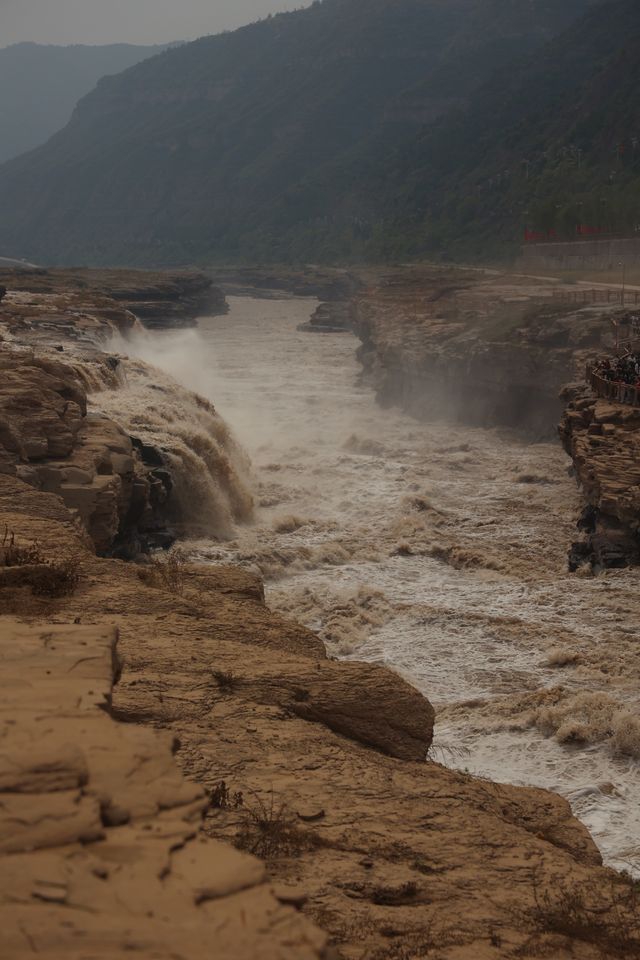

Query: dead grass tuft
[31,557,80,598]
[138,549,189,595]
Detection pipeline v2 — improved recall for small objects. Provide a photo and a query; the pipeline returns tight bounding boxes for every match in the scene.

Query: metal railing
[555,289,640,306]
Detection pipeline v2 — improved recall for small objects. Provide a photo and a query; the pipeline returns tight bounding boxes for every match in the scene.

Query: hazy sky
[1,0,312,47]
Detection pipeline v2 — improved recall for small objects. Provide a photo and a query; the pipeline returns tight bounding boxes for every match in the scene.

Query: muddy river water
[135,295,640,875]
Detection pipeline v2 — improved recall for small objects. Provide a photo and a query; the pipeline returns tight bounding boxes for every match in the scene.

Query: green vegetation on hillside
[373,0,640,262]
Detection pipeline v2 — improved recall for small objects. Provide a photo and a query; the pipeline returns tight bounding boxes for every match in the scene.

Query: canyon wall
[560,388,640,567]
[352,268,609,437]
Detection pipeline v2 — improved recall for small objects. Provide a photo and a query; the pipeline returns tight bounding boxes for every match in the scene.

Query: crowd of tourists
[595,354,640,385]
[591,354,640,404]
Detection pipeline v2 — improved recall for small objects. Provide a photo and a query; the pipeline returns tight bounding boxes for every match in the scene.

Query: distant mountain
[0,0,597,266]
[0,42,171,164]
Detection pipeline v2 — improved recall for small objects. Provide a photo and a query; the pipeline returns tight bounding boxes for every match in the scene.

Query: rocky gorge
[2,267,640,959]
[351,266,640,568]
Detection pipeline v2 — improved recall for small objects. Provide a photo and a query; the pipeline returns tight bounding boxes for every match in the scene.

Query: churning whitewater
[122,295,640,875]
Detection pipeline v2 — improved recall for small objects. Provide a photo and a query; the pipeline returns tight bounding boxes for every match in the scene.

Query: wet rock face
[0,350,172,555]
[560,391,640,568]
[0,267,240,554]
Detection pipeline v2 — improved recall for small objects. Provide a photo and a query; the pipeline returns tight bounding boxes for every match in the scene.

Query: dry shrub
[0,527,80,598]
[209,781,244,810]
[514,873,640,958]
[31,558,80,598]
[212,669,238,693]
[235,792,318,859]
[1,526,42,567]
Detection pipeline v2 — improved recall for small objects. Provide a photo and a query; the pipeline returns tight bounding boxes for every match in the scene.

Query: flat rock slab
[0,621,328,959]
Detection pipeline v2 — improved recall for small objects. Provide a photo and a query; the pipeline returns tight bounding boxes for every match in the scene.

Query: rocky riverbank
[0,265,227,328]
[2,269,640,959]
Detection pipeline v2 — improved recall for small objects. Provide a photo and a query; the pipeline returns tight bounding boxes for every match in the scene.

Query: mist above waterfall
[92,326,254,538]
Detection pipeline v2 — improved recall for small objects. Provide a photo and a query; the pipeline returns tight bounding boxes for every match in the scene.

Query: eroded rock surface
[0,616,328,960]
[0,270,244,555]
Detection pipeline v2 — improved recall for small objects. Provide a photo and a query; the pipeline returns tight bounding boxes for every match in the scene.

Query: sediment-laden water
[124,295,640,874]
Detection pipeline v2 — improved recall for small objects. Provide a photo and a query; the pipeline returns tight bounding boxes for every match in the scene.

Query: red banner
[524,228,558,243]
[577,224,606,236]
[524,229,547,242]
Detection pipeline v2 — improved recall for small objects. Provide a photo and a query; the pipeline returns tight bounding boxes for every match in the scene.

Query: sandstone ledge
[0,618,327,960]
